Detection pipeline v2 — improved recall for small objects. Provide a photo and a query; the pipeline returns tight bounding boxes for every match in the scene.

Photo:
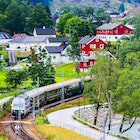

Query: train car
[11,94,31,118]
[11,76,91,118]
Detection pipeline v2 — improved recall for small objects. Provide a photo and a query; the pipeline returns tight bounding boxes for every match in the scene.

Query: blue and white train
[11,77,91,118]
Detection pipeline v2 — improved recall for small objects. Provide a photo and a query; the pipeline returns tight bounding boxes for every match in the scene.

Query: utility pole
[32,97,35,120]
[61,70,64,103]
[37,77,40,110]
[17,109,21,140]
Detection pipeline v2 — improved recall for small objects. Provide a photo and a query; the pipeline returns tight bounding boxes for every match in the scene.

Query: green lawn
[0,70,7,88]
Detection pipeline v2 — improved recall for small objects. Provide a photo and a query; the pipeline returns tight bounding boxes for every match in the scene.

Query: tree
[84,6,94,22]
[118,38,140,68]
[56,13,74,35]
[71,6,85,18]
[0,0,11,13]
[67,30,80,62]
[64,17,92,37]
[134,15,140,38]
[26,3,53,33]
[113,66,140,133]
[59,5,72,15]
[5,69,27,88]
[27,46,55,87]
[95,7,111,26]
[118,3,125,12]
[4,2,26,34]
[84,53,120,127]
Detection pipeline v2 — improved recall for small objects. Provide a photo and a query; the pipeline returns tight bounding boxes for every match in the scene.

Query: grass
[0,70,7,88]
[37,125,92,140]
[36,98,92,140]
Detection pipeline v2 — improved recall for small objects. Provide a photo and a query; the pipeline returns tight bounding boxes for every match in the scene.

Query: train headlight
[21,110,24,114]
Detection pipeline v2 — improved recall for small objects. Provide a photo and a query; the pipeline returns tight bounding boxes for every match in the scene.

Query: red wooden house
[96,23,134,42]
[79,35,108,72]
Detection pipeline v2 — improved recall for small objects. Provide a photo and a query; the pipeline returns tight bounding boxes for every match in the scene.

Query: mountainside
[48,0,140,13]
[28,0,140,14]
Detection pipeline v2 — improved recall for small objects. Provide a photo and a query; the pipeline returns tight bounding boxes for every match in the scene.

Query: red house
[79,35,108,72]
[96,23,134,42]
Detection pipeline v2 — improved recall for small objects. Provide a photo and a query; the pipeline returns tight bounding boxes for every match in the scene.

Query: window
[90,44,96,49]
[100,44,104,49]
[17,46,20,49]
[82,44,85,48]
[53,56,56,59]
[82,51,86,55]
[90,61,93,66]
[96,38,99,42]
[125,30,128,34]
[84,62,87,67]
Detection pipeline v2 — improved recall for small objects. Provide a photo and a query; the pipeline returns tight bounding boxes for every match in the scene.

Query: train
[11,76,91,118]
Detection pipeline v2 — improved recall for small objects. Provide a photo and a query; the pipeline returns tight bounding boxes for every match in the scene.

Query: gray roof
[35,28,56,35]
[49,37,68,42]
[78,35,95,45]
[45,44,67,53]
[0,32,11,39]
[96,23,121,30]
[9,36,47,43]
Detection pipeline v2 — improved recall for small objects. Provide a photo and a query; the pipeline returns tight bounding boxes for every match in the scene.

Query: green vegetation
[0,132,8,140]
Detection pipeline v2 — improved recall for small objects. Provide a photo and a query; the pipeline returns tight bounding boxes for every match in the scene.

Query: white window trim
[100,44,104,49]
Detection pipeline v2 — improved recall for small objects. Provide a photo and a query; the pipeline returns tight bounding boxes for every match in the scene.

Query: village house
[96,23,134,42]
[79,35,115,72]
[7,27,71,64]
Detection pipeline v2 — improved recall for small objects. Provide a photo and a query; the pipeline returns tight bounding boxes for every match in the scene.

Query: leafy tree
[64,17,92,37]
[26,3,53,33]
[85,53,120,127]
[134,14,140,38]
[84,6,94,22]
[56,13,74,35]
[119,38,140,68]
[4,2,26,34]
[5,69,27,88]
[71,6,85,18]
[113,66,140,133]
[95,7,111,26]
[59,5,72,15]
[118,3,125,12]
[27,46,55,86]
[0,0,11,13]
[67,30,80,62]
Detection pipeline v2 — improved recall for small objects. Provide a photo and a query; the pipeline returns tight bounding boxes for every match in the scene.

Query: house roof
[45,44,67,53]
[12,33,27,39]
[0,32,11,39]
[9,36,47,43]
[34,28,56,35]
[49,37,68,42]
[96,23,121,30]
[78,35,95,45]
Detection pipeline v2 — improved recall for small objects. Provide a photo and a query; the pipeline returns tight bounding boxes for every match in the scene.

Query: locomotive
[11,77,91,118]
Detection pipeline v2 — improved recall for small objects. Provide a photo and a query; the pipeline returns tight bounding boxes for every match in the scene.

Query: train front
[11,97,26,119]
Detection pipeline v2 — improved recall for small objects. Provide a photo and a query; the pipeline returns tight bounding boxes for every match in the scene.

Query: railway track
[11,121,35,140]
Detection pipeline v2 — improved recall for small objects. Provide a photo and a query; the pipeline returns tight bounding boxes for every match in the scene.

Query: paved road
[47,106,123,140]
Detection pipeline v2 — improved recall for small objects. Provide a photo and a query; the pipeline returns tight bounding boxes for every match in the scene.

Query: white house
[45,44,72,64]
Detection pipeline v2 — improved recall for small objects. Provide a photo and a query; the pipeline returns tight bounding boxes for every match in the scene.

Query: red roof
[12,33,27,39]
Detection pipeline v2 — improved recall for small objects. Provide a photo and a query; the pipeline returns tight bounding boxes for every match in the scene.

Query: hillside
[49,0,139,13]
